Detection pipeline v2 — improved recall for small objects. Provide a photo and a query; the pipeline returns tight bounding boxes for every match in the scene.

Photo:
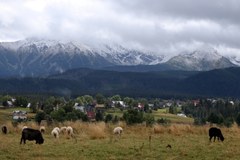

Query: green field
[0,107,34,123]
[105,108,194,124]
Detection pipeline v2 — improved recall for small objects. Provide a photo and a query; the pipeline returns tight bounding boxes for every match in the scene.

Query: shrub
[72,109,89,122]
[45,114,53,125]
[194,118,206,125]
[65,112,78,121]
[123,109,144,125]
[35,111,46,125]
[105,114,113,123]
[157,118,171,125]
[224,117,234,128]
[145,114,155,127]
[207,113,224,124]
[95,110,104,121]
[169,106,177,114]
[236,113,240,126]
[50,108,66,122]
[82,114,89,122]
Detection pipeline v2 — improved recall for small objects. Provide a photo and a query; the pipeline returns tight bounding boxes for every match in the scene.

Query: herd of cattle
[1,125,223,145]
[1,125,124,144]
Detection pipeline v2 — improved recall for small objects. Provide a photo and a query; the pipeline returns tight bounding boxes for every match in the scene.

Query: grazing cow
[22,126,28,131]
[20,128,44,144]
[2,125,7,134]
[209,127,224,142]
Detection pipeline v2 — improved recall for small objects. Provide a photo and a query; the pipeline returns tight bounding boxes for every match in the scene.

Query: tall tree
[95,93,105,104]
[111,95,121,101]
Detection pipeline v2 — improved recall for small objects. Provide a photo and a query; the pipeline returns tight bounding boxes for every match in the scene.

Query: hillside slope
[0,67,240,98]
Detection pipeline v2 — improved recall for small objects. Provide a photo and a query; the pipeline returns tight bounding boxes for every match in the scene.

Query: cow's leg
[20,138,23,144]
[24,139,26,144]
[209,136,212,142]
[213,136,216,142]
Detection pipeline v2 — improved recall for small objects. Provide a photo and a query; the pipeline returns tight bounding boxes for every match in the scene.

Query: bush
[194,118,206,125]
[144,114,155,127]
[105,114,113,123]
[35,111,46,125]
[157,118,171,125]
[169,106,177,114]
[82,114,89,122]
[123,109,144,125]
[95,110,104,121]
[224,117,234,128]
[65,112,78,121]
[50,108,66,122]
[74,109,89,122]
[236,113,240,126]
[207,113,224,124]
[45,114,53,125]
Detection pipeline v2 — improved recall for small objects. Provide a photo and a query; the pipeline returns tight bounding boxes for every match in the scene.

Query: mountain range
[1,39,240,98]
[0,39,238,77]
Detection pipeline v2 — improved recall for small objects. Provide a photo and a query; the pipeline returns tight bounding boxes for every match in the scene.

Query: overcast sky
[0,0,240,56]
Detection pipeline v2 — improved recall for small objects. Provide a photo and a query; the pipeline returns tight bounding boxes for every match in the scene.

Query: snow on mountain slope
[0,38,238,77]
[225,55,240,66]
[166,47,236,71]
[0,39,165,77]
[98,44,165,65]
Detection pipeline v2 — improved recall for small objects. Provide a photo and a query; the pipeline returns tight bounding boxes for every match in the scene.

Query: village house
[73,103,85,113]
[12,110,27,121]
[111,101,127,108]
[86,105,96,121]
[95,104,106,112]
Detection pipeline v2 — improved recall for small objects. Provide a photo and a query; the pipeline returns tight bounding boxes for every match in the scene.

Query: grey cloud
[0,0,240,56]
[114,0,240,25]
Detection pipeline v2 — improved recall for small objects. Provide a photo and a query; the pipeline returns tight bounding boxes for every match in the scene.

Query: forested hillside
[0,67,240,98]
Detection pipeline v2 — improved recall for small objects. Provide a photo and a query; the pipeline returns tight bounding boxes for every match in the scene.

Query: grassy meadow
[1,121,240,160]
[1,108,240,160]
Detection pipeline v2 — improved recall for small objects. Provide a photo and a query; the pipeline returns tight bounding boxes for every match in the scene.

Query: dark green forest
[0,67,240,98]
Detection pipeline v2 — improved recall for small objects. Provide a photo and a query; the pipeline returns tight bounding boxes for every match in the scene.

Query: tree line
[182,99,240,127]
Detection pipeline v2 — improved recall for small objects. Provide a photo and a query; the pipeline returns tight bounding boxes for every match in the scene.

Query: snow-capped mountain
[0,38,239,77]
[98,44,164,65]
[0,39,165,77]
[166,47,236,71]
[225,55,240,66]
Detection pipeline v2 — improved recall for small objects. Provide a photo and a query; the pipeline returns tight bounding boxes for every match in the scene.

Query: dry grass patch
[153,124,209,136]
[153,125,165,134]
[82,122,108,139]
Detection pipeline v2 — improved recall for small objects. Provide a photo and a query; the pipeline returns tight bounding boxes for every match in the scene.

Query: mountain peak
[166,47,235,71]
[190,47,222,61]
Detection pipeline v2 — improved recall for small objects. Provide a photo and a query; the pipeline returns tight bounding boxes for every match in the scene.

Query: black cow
[2,125,7,134]
[209,127,224,142]
[20,128,44,144]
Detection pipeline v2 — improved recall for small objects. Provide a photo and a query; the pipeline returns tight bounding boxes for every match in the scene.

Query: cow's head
[220,135,224,142]
[38,137,44,144]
